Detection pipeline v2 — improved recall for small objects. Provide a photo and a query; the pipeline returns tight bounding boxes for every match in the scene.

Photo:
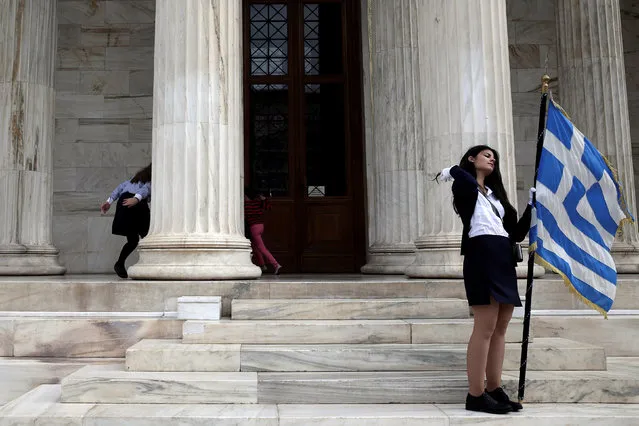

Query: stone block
[514,68,558,93]
[105,1,156,24]
[0,319,14,356]
[129,118,152,142]
[75,167,128,192]
[126,339,241,372]
[103,96,153,118]
[88,249,138,273]
[511,92,541,116]
[410,319,524,344]
[130,24,155,47]
[183,320,411,345]
[54,191,107,214]
[178,296,222,320]
[129,69,154,95]
[515,21,556,44]
[13,318,182,358]
[58,1,106,25]
[80,26,131,47]
[53,215,89,254]
[53,167,77,192]
[507,0,556,21]
[231,298,469,320]
[58,25,81,48]
[106,47,154,70]
[80,71,130,95]
[57,47,106,70]
[97,142,151,167]
[56,94,105,118]
[509,44,541,69]
[61,364,258,404]
[55,71,80,92]
[57,252,89,273]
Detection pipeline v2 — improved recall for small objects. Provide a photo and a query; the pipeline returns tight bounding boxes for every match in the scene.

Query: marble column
[556,0,639,273]
[128,0,260,280]
[0,0,65,275]
[406,0,542,278]
[360,0,426,274]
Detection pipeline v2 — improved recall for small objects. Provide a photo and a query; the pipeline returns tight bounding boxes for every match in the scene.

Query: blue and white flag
[530,101,634,316]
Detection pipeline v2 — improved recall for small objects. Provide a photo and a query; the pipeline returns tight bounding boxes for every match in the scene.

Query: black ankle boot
[487,387,523,411]
[114,262,128,279]
[465,392,512,414]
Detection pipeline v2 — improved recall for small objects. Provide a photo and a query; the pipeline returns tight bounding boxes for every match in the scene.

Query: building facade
[1,0,638,278]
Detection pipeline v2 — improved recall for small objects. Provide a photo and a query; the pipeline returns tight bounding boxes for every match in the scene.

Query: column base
[0,245,66,275]
[360,245,416,275]
[128,234,262,280]
[405,242,544,278]
[612,242,639,274]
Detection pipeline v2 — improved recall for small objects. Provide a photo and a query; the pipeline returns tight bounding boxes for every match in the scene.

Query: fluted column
[556,0,639,273]
[0,0,65,275]
[406,0,542,278]
[128,0,260,280]
[361,0,426,274]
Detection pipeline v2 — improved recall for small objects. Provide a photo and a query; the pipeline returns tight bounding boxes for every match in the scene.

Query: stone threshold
[3,385,639,425]
[0,311,177,318]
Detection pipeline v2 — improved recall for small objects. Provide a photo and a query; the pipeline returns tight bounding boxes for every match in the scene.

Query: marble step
[60,364,258,404]
[59,364,639,404]
[126,338,603,372]
[183,319,526,344]
[231,298,470,320]
[258,366,639,404]
[0,316,182,358]
[532,314,639,356]
[6,385,639,426]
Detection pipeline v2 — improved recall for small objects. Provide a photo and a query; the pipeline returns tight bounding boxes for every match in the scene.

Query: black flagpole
[518,74,550,402]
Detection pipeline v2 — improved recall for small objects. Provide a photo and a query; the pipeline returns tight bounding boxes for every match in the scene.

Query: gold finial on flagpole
[541,75,550,94]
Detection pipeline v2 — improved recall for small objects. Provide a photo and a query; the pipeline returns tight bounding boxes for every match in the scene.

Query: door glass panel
[304,84,346,196]
[250,4,288,76]
[304,3,342,75]
[250,84,289,196]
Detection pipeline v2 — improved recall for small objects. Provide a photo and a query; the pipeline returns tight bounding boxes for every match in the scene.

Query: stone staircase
[2,276,639,424]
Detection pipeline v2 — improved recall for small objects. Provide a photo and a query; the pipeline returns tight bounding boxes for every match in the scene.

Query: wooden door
[243,0,365,272]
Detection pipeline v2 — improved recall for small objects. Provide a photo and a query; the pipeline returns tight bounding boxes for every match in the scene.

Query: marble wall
[50,0,639,273]
[53,0,154,272]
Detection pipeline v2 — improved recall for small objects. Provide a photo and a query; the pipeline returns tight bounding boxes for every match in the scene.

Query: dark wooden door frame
[242,0,366,272]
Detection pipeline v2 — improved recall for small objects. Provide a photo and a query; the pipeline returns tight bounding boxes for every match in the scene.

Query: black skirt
[463,234,521,306]
[112,192,150,238]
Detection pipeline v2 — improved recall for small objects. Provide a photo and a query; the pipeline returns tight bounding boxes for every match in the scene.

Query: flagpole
[518,74,550,403]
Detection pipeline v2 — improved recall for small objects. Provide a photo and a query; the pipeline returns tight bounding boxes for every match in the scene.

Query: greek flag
[530,101,634,316]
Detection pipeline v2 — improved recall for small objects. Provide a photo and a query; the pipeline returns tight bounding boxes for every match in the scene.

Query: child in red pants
[244,188,281,274]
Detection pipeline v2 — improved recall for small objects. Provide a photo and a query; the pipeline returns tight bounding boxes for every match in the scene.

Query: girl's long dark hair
[131,164,152,184]
[453,145,515,216]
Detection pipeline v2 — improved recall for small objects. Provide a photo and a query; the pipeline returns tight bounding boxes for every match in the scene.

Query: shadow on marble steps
[58,360,639,405]
[6,384,639,426]
[125,337,605,372]
[0,316,182,358]
[181,318,526,344]
[230,298,470,320]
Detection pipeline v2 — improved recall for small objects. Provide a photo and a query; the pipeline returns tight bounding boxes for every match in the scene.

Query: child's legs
[250,224,278,266]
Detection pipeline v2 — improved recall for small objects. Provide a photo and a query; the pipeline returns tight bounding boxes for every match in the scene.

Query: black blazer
[449,166,531,255]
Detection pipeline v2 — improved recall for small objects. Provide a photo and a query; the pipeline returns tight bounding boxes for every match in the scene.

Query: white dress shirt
[468,187,510,238]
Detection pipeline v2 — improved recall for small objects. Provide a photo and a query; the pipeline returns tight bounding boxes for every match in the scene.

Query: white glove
[439,167,453,182]
[528,187,536,206]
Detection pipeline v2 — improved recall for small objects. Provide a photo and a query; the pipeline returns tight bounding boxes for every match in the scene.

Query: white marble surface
[126,339,241,372]
[183,319,412,345]
[61,364,258,404]
[127,0,260,280]
[231,298,469,320]
[409,319,525,344]
[361,1,424,275]
[240,338,603,372]
[10,317,181,358]
[177,296,222,320]
[0,0,64,275]
[557,0,639,272]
